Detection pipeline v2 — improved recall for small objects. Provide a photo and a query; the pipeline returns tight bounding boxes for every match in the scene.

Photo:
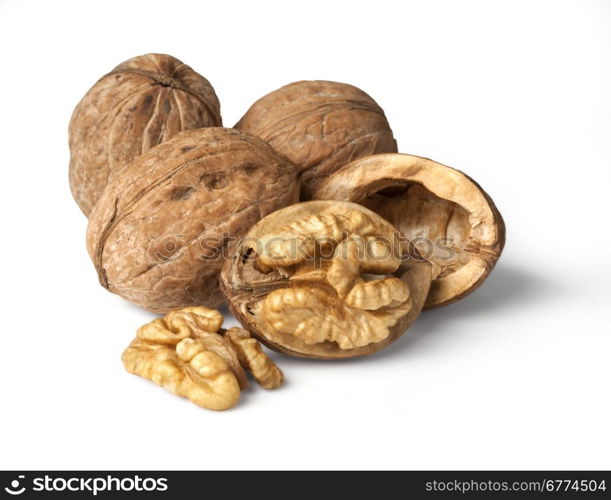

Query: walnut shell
[86,128,300,314]
[312,153,506,309]
[235,80,397,200]
[220,200,432,359]
[69,53,222,216]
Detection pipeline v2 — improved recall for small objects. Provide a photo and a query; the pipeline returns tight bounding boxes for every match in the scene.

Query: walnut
[86,127,300,313]
[235,80,397,200]
[220,201,432,359]
[122,306,283,411]
[69,53,222,216]
[312,153,506,309]
[225,327,283,389]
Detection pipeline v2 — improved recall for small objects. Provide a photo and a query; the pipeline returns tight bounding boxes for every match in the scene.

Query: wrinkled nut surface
[86,127,300,313]
[225,327,283,389]
[122,306,283,411]
[312,153,506,309]
[221,201,432,359]
[69,53,222,216]
[235,81,397,200]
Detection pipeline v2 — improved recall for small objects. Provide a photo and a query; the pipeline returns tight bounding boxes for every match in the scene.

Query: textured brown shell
[312,153,506,309]
[86,128,300,314]
[220,201,432,359]
[235,80,397,200]
[69,53,222,216]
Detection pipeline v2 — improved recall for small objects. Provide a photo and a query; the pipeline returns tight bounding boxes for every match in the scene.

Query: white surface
[0,0,609,470]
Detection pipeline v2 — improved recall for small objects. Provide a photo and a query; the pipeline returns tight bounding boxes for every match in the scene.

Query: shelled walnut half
[221,201,432,359]
[312,154,505,309]
[122,306,283,411]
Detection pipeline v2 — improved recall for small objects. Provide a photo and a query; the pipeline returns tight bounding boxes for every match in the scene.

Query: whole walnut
[235,80,397,200]
[86,128,300,314]
[69,53,222,216]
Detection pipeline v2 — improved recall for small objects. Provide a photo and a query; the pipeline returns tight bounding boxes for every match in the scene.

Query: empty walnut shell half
[312,154,506,309]
[122,306,283,411]
[221,201,432,359]
[69,53,222,216]
[235,80,397,200]
[87,127,300,314]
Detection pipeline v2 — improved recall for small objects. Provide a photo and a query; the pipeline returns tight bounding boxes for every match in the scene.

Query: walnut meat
[235,81,397,200]
[221,201,432,359]
[69,53,222,216]
[86,127,300,313]
[122,306,283,411]
[312,153,506,309]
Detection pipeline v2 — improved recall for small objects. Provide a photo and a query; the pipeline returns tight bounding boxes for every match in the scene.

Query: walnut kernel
[221,201,432,359]
[122,306,283,411]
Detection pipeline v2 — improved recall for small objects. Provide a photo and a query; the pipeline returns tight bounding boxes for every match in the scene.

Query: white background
[0,0,609,470]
